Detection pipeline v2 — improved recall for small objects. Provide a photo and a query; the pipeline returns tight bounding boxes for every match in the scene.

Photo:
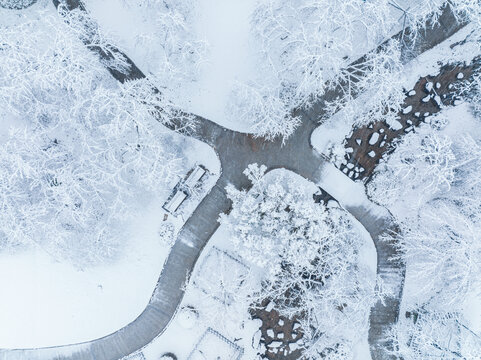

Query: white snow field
[0,201,167,348]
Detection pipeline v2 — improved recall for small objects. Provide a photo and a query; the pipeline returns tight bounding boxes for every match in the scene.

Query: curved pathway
[0,2,467,359]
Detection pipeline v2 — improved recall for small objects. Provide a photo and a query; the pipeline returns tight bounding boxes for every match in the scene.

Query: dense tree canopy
[0,13,186,267]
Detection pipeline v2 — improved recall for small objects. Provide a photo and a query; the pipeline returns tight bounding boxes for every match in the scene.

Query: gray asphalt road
[0,2,467,360]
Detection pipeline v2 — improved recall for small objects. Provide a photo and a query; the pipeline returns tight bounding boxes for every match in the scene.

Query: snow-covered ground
[176,0,259,131]
[0,129,219,348]
[138,169,376,360]
[0,200,166,348]
[85,0,259,132]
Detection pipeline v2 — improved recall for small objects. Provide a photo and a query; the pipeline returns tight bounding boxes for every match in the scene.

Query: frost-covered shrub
[367,128,456,208]
[389,308,481,359]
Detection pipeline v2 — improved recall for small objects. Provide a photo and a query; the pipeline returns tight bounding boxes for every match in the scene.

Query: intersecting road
[0,2,467,360]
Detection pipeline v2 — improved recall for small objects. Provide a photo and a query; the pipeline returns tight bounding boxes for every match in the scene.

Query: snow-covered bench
[121,352,146,360]
[163,190,188,215]
[162,165,207,216]
[184,165,206,189]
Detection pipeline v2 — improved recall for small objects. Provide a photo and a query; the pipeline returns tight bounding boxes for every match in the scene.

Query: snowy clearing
[0,200,167,348]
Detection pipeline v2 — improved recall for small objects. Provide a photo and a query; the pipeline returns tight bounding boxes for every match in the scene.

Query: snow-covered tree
[396,199,481,307]
[225,0,416,140]
[221,165,377,357]
[0,14,185,267]
[323,39,406,129]
[390,308,481,359]
[376,1,481,42]
[56,3,134,78]
[226,82,300,141]
[367,114,481,301]
[251,0,395,103]
[229,0,480,140]
[367,106,481,337]
[120,0,206,88]
[368,128,457,208]
[334,1,481,131]
[449,0,481,27]
[392,0,446,34]
[0,14,103,117]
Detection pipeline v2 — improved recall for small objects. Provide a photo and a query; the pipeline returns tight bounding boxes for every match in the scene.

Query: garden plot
[194,246,250,305]
[142,224,262,360]
[187,328,244,360]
